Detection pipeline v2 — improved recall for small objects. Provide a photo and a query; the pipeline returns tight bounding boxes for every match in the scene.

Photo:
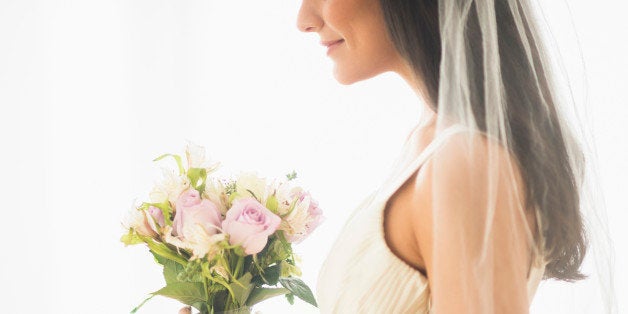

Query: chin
[332,66,382,85]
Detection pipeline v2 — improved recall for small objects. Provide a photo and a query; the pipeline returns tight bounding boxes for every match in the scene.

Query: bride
[180,0,614,313]
[294,0,611,313]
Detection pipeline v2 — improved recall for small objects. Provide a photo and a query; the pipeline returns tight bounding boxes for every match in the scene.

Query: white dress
[316,124,548,313]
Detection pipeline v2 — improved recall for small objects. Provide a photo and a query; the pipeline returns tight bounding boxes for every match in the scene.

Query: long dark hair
[379,0,587,281]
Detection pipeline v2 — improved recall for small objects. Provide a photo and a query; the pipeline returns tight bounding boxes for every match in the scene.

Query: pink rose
[222,197,281,255]
[147,206,165,227]
[173,189,222,238]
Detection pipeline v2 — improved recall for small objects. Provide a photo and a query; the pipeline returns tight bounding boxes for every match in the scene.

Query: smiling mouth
[321,39,345,47]
[326,40,344,55]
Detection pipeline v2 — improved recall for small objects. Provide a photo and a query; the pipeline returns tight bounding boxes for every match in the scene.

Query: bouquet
[121,143,323,313]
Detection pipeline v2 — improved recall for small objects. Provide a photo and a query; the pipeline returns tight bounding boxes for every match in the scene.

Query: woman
[179,0,612,313]
[295,0,604,313]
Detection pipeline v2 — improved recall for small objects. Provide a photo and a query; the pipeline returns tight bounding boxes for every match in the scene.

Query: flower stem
[234,256,244,279]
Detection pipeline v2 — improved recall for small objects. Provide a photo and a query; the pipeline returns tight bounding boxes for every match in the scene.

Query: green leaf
[142,236,188,266]
[228,192,238,204]
[253,264,281,286]
[187,168,207,194]
[285,293,295,305]
[146,201,172,227]
[233,245,246,257]
[153,153,185,175]
[245,189,259,201]
[120,231,144,246]
[191,301,208,314]
[230,272,254,307]
[279,277,318,307]
[286,171,297,181]
[152,282,206,306]
[246,287,290,306]
[265,194,278,213]
[152,252,185,284]
[268,239,289,262]
[280,260,301,277]
[130,294,155,313]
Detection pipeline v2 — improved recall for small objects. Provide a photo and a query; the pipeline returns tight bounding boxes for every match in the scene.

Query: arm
[409,133,533,313]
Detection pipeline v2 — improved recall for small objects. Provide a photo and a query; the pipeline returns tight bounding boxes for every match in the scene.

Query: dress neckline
[370,124,470,278]
[375,123,469,203]
[373,122,547,284]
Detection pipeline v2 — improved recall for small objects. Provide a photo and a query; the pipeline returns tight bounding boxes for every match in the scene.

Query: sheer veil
[413,0,617,312]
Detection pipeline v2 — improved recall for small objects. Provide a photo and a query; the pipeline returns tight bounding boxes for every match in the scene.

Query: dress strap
[375,124,470,203]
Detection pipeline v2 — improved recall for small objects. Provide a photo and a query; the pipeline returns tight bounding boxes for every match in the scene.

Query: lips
[321,39,344,47]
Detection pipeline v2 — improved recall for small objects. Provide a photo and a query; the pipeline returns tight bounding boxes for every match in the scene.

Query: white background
[1,0,626,313]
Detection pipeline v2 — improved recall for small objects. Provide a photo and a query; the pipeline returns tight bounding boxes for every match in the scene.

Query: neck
[394,60,438,130]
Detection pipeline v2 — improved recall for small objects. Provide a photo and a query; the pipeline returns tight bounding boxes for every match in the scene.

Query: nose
[296,0,323,33]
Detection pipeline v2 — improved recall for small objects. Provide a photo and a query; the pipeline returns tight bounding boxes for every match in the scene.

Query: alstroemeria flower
[282,188,324,244]
[185,141,221,173]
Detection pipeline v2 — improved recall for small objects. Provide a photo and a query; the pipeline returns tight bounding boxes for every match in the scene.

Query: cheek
[324,0,403,84]
[322,0,358,39]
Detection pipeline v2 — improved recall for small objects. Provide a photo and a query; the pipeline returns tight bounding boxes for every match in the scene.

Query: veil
[407,0,617,312]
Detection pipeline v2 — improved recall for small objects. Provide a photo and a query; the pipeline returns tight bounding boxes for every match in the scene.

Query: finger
[178,306,192,314]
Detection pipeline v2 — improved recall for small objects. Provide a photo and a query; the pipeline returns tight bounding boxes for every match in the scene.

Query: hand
[178,306,192,314]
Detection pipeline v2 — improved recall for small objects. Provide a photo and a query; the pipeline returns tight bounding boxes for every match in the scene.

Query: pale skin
[180,0,537,312]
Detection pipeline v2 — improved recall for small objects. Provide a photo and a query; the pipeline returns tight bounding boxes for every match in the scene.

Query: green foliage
[286,171,297,181]
[145,201,172,227]
[130,295,155,314]
[232,245,246,257]
[252,264,281,286]
[230,272,254,307]
[224,180,237,195]
[285,293,295,305]
[279,277,318,308]
[120,230,143,246]
[152,252,185,285]
[152,282,207,306]
[178,259,204,282]
[125,150,317,312]
[187,167,207,194]
[228,192,238,204]
[265,194,279,213]
[245,189,260,202]
[142,236,188,266]
[246,287,291,306]
[279,260,301,278]
[268,238,291,262]
[153,153,185,175]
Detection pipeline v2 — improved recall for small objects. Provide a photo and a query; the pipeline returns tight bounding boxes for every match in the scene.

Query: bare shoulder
[406,130,530,273]
[406,129,535,311]
[411,130,523,203]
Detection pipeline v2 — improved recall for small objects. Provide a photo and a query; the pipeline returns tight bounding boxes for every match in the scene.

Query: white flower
[163,225,225,260]
[280,197,311,240]
[122,206,158,237]
[267,180,299,216]
[234,171,268,202]
[278,188,324,243]
[150,168,191,204]
[148,186,168,204]
[185,141,221,173]
[202,177,229,214]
